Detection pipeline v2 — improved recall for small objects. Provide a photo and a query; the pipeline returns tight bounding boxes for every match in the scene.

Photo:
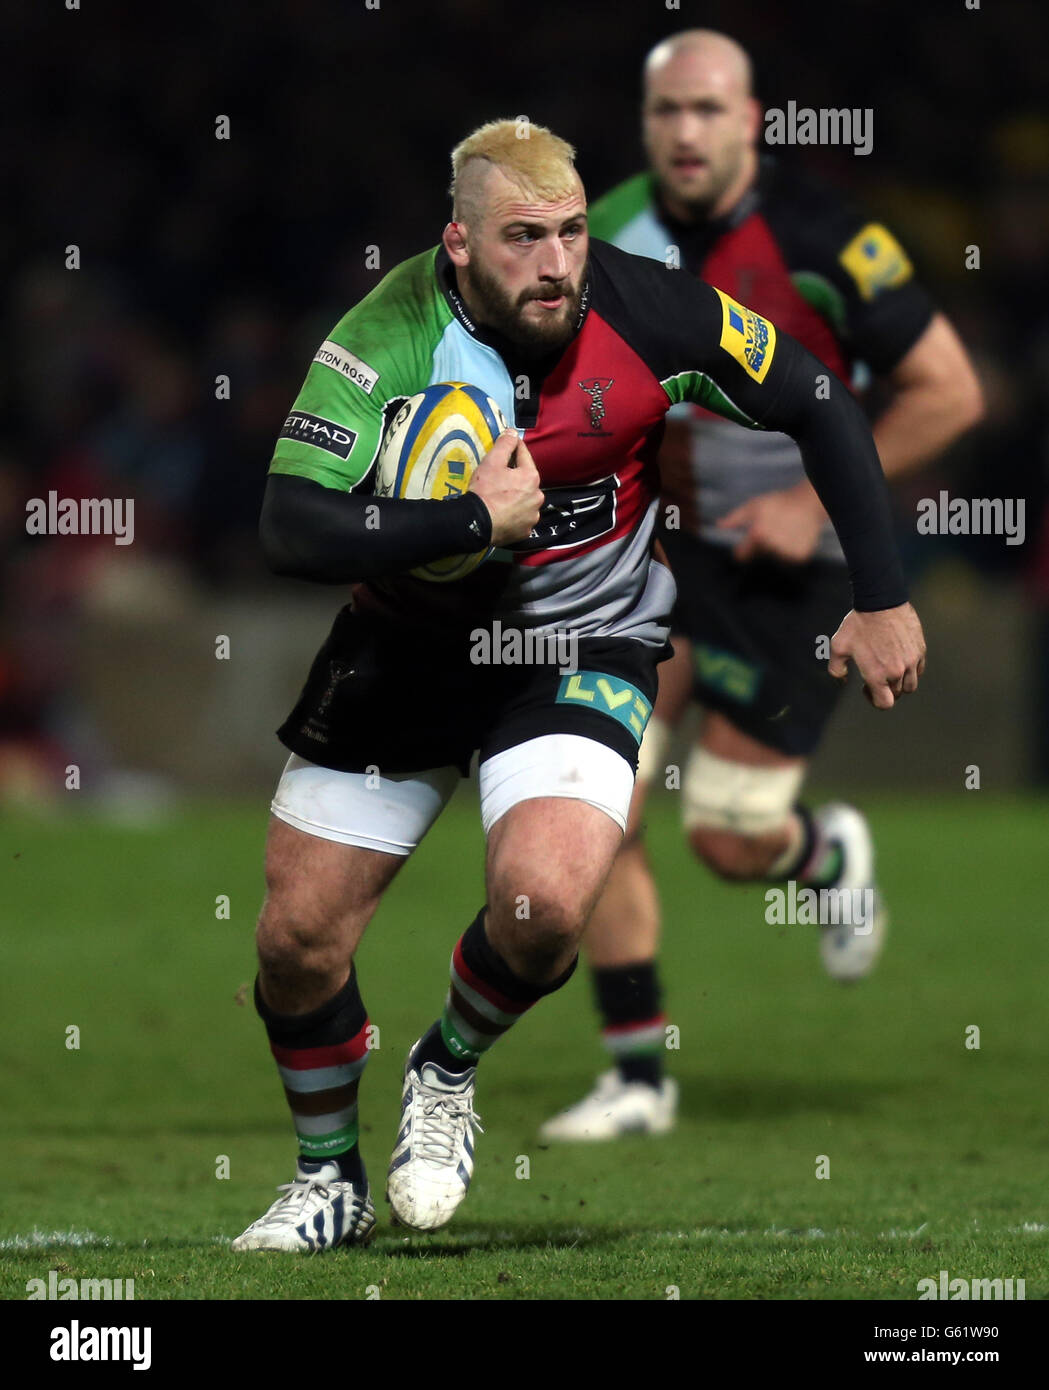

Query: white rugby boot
[386,1043,484,1232]
[539,1069,678,1142]
[231,1158,376,1252]
[812,802,888,983]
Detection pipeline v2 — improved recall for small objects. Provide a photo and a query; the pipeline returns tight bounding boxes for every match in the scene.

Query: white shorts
[270,735,634,856]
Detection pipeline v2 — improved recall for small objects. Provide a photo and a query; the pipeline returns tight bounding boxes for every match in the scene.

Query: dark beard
[466,259,581,356]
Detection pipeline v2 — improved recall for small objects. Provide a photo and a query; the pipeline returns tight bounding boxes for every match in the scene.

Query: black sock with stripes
[795,804,845,886]
[413,908,577,1074]
[592,962,665,1090]
[255,968,370,1186]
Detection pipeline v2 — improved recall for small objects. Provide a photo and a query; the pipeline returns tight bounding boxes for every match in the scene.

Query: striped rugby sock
[593,962,665,1089]
[254,968,371,1182]
[768,805,845,888]
[421,909,577,1072]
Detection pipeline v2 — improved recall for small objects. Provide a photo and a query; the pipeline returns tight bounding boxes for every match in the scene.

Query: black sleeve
[259,473,493,584]
[590,240,908,610]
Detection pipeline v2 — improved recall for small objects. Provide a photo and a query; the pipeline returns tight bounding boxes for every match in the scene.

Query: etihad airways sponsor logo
[279,412,358,459]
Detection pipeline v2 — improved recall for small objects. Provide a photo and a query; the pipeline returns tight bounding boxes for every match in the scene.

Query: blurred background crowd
[3,0,1048,803]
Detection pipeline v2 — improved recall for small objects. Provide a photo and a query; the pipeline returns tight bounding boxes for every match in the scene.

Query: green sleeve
[269,248,451,491]
[587,173,655,242]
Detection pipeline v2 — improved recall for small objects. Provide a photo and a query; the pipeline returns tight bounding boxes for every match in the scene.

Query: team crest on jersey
[714,289,776,384]
[578,377,614,432]
[316,661,356,717]
[839,223,913,301]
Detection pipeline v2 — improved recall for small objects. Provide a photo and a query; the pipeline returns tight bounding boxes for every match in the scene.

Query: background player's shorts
[272,606,665,847]
[661,530,853,757]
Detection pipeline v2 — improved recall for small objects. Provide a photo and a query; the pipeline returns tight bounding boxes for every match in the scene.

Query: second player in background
[539,29,984,1143]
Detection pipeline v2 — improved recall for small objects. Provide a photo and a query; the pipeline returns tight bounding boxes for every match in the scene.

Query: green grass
[2,791,1047,1299]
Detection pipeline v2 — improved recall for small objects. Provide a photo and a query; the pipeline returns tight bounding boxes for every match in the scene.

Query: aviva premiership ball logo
[714,288,776,383]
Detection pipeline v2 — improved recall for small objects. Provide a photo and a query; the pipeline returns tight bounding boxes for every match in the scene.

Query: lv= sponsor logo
[557,671,651,741]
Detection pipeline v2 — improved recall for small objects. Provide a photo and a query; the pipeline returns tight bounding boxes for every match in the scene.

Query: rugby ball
[374,382,509,582]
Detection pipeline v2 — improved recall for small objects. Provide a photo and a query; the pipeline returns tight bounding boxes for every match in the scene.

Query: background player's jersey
[588,158,934,563]
[270,238,865,645]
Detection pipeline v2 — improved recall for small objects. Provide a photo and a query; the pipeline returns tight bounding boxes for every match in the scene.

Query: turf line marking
[1,1229,113,1251]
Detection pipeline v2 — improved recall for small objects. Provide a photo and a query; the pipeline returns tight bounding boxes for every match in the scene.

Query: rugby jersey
[268,236,906,645]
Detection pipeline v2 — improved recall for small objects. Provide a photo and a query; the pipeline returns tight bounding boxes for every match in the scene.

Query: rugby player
[539,31,982,1143]
[231,118,926,1251]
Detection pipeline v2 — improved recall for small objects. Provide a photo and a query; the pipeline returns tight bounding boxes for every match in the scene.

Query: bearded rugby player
[230,118,925,1251]
[539,31,981,1144]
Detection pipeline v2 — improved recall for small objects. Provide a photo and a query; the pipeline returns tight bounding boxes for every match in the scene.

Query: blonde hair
[449,119,578,225]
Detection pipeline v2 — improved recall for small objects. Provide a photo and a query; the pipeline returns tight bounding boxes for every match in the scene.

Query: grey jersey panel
[489,498,674,648]
[690,415,845,563]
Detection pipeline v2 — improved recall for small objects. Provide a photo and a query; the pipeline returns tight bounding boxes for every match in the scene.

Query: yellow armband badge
[714,288,776,384]
[839,223,913,301]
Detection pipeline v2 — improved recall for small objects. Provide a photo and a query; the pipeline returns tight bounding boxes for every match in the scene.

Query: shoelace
[415,1094,484,1164]
[257,1175,365,1230]
[259,1177,332,1227]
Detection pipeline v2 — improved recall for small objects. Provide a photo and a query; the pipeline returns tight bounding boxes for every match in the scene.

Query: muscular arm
[259,473,492,584]
[872,311,985,476]
[786,312,985,526]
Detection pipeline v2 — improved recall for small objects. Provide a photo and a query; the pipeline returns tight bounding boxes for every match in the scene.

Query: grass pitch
[2,789,1047,1300]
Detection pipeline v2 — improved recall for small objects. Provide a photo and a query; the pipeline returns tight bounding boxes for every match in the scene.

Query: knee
[256,895,346,987]
[687,825,770,880]
[681,745,803,881]
[490,884,585,976]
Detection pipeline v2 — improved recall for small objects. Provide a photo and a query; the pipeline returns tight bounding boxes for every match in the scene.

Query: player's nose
[673,110,705,141]
[539,236,570,282]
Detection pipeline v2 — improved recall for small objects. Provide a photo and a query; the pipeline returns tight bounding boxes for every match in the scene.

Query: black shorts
[277,607,666,777]
[661,531,853,757]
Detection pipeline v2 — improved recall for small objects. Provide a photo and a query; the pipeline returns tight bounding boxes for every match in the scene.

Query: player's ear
[443,220,469,265]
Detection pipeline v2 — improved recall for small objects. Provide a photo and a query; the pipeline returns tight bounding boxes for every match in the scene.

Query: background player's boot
[814,802,888,983]
[538,1069,678,1141]
[231,1159,376,1252]
[386,1041,483,1232]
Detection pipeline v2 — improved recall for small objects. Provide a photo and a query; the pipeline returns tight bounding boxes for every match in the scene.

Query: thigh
[633,633,695,817]
[263,754,459,955]
[700,710,807,771]
[263,813,404,940]
[485,793,624,932]
[653,633,695,725]
[476,641,660,973]
[664,534,851,757]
